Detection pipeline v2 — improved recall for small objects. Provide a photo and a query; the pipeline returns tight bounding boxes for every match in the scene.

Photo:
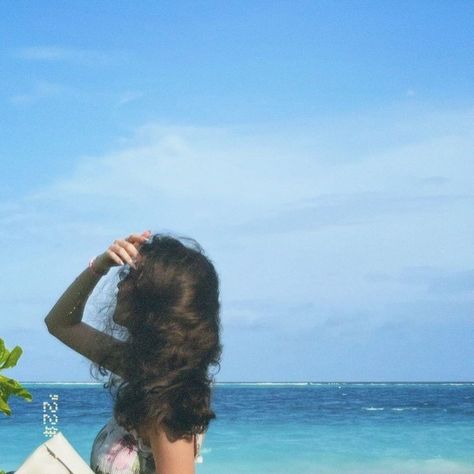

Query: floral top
[90,416,204,474]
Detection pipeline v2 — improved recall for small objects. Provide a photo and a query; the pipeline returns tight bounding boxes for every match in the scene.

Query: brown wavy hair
[89,232,223,442]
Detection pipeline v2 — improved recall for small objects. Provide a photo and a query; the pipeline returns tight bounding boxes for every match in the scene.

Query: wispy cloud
[366,266,474,296]
[116,91,144,106]
[231,192,474,235]
[2,105,474,340]
[8,80,79,105]
[13,46,125,66]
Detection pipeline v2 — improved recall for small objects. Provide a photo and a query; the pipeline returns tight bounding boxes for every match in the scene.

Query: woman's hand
[93,230,152,274]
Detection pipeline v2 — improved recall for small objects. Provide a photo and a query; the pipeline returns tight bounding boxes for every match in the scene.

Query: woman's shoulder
[135,422,206,461]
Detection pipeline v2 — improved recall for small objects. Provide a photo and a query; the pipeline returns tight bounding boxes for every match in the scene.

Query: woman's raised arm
[43,231,151,377]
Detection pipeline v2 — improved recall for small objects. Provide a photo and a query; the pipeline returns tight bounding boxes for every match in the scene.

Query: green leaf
[0,375,32,399]
[0,375,11,389]
[0,396,12,416]
[13,386,32,402]
[0,339,32,416]
[0,346,23,370]
[0,338,6,365]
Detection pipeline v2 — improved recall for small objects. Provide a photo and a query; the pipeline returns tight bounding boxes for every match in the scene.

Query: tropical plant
[0,337,32,415]
[0,338,33,473]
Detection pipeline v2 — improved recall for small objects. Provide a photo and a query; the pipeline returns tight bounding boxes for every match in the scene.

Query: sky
[1,1,473,382]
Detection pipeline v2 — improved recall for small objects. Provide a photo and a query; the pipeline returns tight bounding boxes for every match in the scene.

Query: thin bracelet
[88,257,107,277]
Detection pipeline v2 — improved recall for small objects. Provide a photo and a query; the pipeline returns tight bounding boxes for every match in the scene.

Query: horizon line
[18,380,474,384]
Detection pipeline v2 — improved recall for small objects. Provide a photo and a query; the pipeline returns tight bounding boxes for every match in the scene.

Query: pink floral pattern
[90,416,204,473]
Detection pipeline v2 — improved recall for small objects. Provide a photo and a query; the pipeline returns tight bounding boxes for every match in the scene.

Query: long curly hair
[89,232,223,442]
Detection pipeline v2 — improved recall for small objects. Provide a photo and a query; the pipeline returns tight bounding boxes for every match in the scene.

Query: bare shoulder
[145,423,196,474]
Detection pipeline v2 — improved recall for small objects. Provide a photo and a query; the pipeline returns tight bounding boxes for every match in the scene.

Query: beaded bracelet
[88,257,107,277]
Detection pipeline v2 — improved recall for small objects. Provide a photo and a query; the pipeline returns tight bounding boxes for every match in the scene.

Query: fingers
[107,231,151,268]
[110,240,139,268]
[106,248,125,266]
[126,231,152,247]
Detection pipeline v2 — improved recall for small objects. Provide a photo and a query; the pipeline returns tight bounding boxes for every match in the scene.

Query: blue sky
[1,1,473,382]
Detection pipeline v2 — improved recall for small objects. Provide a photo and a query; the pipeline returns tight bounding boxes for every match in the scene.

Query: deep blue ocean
[0,382,473,473]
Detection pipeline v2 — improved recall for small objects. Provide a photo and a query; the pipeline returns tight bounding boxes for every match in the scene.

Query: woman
[44,230,223,473]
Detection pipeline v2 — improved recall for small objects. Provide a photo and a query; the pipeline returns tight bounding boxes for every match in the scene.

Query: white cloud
[2,104,474,339]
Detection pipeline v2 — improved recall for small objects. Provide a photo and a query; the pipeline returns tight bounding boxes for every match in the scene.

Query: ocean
[0,382,473,473]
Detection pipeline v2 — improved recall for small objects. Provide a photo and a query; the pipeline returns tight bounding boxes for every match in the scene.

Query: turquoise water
[0,382,473,473]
